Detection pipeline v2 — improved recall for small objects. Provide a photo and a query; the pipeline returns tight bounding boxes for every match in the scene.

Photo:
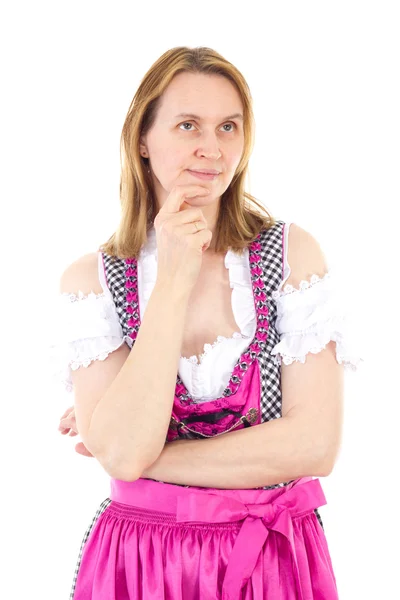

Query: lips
[187,170,220,180]
[189,169,220,175]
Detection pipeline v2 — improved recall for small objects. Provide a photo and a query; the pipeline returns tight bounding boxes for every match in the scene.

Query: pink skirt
[71,476,338,599]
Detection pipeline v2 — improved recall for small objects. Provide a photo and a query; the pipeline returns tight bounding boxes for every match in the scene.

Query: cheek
[163,148,187,170]
[152,150,182,179]
[228,149,244,171]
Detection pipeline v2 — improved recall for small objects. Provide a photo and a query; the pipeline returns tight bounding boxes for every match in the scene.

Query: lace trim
[60,290,108,302]
[54,290,120,325]
[70,349,118,371]
[52,351,113,394]
[180,332,245,366]
[48,337,127,393]
[271,331,364,372]
[271,272,331,301]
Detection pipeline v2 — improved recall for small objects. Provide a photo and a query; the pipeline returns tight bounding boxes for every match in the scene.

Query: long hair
[99,46,277,259]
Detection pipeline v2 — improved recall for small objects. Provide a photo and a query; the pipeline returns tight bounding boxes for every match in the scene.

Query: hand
[58,406,94,458]
[154,184,213,293]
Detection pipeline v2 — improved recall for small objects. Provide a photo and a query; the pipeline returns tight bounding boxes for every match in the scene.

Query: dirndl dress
[68,220,343,599]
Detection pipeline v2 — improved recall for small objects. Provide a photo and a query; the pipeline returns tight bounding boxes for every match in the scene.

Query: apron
[70,220,338,599]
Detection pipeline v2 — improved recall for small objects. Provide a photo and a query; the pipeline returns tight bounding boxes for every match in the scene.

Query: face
[139,72,245,228]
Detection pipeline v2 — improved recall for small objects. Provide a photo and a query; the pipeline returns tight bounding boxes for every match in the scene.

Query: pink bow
[175,478,326,600]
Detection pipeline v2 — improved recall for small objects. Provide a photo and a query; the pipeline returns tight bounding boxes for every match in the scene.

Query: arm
[141,339,343,489]
[141,413,330,489]
[88,279,191,480]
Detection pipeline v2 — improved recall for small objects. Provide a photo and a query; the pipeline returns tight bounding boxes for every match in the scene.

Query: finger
[58,416,75,431]
[159,185,210,216]
[59,406,74,420]
[58,422,71,432]
[180,219,208,237]
[75,442,94,458]
[59,421,78,434]
[59,416,76,429]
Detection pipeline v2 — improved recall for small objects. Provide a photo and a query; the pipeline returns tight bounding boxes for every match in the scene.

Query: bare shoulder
[285,223,328,287]
[59,251,103,295]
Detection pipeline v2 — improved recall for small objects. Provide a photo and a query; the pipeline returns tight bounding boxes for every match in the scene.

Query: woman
[50,46,362,599]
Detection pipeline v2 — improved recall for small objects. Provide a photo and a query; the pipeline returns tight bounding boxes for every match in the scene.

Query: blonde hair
[99,46,277,259]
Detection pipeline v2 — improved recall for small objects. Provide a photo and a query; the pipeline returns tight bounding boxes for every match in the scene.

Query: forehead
[158,72,243,120]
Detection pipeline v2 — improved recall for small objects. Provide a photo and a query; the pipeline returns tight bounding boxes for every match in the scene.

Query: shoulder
[285,223,328,287]
[59,251,103,295]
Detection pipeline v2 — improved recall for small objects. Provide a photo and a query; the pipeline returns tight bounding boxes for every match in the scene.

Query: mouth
[189,169,220,175]
[187,170,220,180]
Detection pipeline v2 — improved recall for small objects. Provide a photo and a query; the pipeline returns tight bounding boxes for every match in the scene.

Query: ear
[139,137,148,158]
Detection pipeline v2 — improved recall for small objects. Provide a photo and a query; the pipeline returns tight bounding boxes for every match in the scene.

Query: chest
[180,252,243,363]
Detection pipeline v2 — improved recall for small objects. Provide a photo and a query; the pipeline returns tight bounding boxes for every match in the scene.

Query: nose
[196,130,222,160]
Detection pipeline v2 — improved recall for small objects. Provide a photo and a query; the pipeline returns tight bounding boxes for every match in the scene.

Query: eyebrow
[174,112,244,122]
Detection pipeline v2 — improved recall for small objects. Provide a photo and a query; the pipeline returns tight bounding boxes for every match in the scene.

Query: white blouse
[47,223,363,399]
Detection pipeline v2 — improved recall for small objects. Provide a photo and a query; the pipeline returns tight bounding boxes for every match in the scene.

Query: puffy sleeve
[46,290,129,393]
[270,271,364,371]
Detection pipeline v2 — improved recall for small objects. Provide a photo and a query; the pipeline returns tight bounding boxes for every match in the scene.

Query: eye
[179,122,195,131]
[179,121,236,132]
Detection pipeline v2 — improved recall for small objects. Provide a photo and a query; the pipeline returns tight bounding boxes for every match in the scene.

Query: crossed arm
[139,339,343,488]
[63,335,343,488]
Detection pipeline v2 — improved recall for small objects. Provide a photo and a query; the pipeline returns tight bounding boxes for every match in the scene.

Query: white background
[1,1,398,598]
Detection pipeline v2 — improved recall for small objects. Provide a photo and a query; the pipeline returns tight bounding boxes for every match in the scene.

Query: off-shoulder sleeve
[47,290,129,393]
[270,272,364,371]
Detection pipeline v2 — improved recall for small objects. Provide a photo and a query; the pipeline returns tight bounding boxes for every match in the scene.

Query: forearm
[89,279,191,480]
[141,415,329,489]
